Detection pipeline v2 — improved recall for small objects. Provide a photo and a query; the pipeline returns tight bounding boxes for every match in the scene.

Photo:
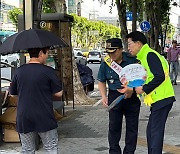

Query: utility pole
[23,0,42,30]
[24,0,33,29]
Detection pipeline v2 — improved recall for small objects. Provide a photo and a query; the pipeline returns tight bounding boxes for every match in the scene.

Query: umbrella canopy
[0,29,69,55]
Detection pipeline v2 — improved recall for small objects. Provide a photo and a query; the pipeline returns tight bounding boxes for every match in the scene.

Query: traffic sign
[140,21,151,32]
[126,12,133,21]
[40,21,46,28]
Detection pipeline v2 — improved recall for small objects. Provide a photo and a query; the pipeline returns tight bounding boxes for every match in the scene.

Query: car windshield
[77,52,83,56]
[89,52,100,56]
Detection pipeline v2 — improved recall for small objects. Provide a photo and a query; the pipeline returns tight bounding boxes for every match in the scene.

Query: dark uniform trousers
[147,103,173,154]
[108,90,141,154]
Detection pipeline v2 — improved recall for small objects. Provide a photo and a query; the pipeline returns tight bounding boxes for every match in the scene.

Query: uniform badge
[109,79,114,83]
[106,42,112,48]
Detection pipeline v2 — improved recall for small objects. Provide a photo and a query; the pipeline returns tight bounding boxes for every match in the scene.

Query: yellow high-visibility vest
[137,44,174,106]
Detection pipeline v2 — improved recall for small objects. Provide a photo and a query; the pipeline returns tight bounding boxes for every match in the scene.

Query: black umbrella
[0,29,69,55]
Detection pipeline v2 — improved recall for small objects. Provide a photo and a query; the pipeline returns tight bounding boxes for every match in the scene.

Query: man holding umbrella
[0,29,68,153]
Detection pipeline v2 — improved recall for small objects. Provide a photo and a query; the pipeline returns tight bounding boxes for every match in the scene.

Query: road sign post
[140,21,151,32]
[126,12,133,21]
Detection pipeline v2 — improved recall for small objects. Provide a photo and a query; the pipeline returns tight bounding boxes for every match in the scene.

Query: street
[0,63,180,153]
[0,63,101,86]
[87,63,101,84]
[0,82,180,153]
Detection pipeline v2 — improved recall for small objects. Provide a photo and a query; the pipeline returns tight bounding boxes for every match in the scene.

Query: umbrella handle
[106,95,125,111]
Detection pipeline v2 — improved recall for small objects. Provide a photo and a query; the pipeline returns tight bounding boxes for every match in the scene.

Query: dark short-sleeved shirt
[10,63,62,133]
[97,52,138,90]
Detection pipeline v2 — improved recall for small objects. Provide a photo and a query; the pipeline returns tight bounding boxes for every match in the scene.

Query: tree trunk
[116,0,128,51]
[72,57,96,105]
[145,0,162,52]
[132,0,137,31]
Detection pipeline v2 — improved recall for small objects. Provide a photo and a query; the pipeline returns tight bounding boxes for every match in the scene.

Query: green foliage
[162,23,175,39]
[8,8,23,26]
[7,1,55,28]
[71,14,120,48]
[42,0,56,13]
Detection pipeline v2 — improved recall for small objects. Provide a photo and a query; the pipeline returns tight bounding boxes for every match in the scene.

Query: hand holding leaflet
[107,63,147,111]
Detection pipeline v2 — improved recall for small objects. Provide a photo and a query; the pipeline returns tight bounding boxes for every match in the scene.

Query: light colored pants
[19,128,59,154]
[170,61,179,83]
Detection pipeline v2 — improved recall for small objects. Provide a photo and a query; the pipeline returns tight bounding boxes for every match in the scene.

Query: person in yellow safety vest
[120,31,175,154]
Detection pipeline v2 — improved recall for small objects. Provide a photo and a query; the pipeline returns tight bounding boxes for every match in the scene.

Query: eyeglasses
[106,48,118,54]
[127,41,135,46]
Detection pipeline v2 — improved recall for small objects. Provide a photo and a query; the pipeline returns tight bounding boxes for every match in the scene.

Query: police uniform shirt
[97,52,138,90]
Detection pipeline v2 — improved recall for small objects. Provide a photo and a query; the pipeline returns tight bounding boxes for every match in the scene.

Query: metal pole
[24,0,33,29]
[23,0,25,30]
[0,0,2,144]
[0,0,2,31]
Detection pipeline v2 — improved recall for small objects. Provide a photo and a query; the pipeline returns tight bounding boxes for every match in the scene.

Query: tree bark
[72,57,96,105]
[145,0,162,52]
[116,0,128,51]
[132,0,137,31]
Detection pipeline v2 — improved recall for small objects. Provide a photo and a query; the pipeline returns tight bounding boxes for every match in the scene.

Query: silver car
[0,53,20,67]
[87,51,102,63]
[73,50,87,65]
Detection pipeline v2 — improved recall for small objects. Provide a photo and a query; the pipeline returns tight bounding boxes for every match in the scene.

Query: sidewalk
[0,83,180,154]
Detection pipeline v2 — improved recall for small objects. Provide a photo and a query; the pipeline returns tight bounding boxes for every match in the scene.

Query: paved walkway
[0,83,180,154]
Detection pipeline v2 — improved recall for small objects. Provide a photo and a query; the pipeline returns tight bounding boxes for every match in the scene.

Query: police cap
[106,38,123,53]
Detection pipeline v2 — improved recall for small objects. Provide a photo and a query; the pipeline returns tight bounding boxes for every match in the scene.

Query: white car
[87,51,102,63]
[0,53,20,67]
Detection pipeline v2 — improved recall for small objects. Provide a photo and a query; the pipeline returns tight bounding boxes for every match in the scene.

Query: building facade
[67,0,81,16]
[96,16,119,27]
[0,1,16,31]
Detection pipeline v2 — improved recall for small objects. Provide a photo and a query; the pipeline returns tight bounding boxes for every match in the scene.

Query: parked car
[87,50,102,63]
[73,48,81,53]
[0,53,20,67]
[0,31,20,67]
[81,49,89,58]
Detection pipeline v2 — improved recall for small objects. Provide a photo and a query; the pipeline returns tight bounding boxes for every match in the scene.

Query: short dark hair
[172,40,177,44]
[126,31,147,45]
[28,48,48,58]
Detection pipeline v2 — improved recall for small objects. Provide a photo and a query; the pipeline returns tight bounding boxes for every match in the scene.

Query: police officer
[97,38,141,154]
[124,31,175,154]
